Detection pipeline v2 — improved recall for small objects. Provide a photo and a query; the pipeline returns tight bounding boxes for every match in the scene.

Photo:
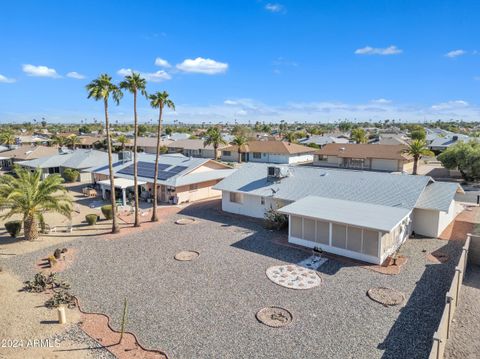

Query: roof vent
[267,165,289,181]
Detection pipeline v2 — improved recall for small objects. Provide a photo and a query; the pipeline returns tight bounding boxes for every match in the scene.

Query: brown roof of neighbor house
[78,136,103,145]
[121,137,173,148]
[167,139,228,151]
[224,140,316,155]
[0,145,59,161]
[316,144,411,160]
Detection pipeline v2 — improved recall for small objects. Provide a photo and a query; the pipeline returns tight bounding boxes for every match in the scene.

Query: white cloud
[176,57,228,74]
[265,3,285,13]
[154,57,171,68]
[22,64,60,78]
[431,100,469,111]
[0,74,16,83]
[224,99,238,105]
[445,49,466,58]
[66,71,86,80]
[371,98,392,104]
[355,45,402,56]
[117,68,171,82]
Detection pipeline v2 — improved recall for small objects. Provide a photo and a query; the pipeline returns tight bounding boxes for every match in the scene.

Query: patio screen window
[253,152,262,159]
[223,151,231,156]
[229,192,243,203]
[48,167,60,174]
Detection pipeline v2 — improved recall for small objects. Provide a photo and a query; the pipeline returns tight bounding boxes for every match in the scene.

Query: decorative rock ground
[266,264,321,289]
[174,218,196,225]
[367,287,405,306]
[174,251,199,261]
[256,306,293,328]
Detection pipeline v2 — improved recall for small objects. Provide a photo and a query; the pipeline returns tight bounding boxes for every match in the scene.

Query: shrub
[264,208,288,231]
[5,220,22,238]
[85,214,98,225]
[54,248,62,259]
[101,205,113,220]
[63,168,79,182]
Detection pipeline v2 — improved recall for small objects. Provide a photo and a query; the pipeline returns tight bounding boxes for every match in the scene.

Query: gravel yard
[1,200,465,359]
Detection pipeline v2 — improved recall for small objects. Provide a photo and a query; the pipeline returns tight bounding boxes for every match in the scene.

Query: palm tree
[402,139,434,175]
[116,134,129,151]
[120,72,147,228]
[203,127,226,160]
[0,167,73,241]
[51,135,66,147]
[148,91,175,222]
[350,128,368,144]
[232,135,248,163]
[283,131,298,143]
[86,74,123,234]
[0,131,16,147]
[66,134,81,149]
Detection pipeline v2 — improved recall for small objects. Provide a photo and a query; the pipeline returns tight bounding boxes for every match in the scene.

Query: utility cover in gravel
[256,306,293,328]
[367,287,405,306]
[174,250,199,261]
[174,218,196,225]
[266,265,321,289]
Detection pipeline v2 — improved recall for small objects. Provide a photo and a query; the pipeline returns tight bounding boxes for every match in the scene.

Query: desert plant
[5,220,22,237]
[45,290,76,309]
[101,205,113,220]
[48,255,57,267]
[54,248,62,259]
[264,208,288,230]
[85,214,98,225]
[62,168,80,182]
[23,272,70,293]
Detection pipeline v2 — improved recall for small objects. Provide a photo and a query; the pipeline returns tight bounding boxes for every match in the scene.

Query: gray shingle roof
[278,196,410,232]
[415,182,462,212]
[214,163,433,210]
[19,149,118,170]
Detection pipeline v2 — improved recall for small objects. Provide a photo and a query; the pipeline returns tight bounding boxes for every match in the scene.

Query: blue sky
[0,0,479,124]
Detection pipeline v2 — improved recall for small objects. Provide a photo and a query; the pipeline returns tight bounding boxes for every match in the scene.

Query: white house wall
[221,191,287,219]
[412,200,458,238]
[371,159,399,172]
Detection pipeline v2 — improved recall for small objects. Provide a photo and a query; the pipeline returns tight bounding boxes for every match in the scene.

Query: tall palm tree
[350,128,368,144]
[148,91,175,222]
[116,134,129,151]
[0,167,73,241]
[232,135,248,163]
[402,139,434,175]
[203,127,226,160]
[120,72,147,228]
[51,135,66,148]
[0,131,16,146]
[66,134,81,149]
[283,131,299,143]
[86,74,123,233]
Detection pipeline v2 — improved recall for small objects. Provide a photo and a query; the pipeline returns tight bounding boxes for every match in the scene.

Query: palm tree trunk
[104,98,119,233]
[24,215,38,241]
[214,144,218,160]
[413,155,419,175]
[133,91,140,227]
[151,105,163,222]
[238,149,242,163]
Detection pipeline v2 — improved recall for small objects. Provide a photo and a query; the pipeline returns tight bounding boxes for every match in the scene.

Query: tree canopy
[438,141,480,181]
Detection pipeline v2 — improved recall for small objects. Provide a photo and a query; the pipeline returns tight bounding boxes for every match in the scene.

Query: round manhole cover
[266,265,322,289]
[174,251,199,261]
[175,218,196,225]
[367,287,405,306]
[256,306,292,328]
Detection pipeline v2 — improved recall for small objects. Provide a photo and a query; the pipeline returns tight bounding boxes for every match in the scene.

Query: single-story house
[118,137,173,154]
[167,139,227,159]
[17,148,119,182]
[0,145,59,170]
[314,143,414,172]
[89,153,235,205]
[221,140,315,164]
[428,133,470,153]
[213,163,463,264]
[298,135,349,147]
[77,136,104,149]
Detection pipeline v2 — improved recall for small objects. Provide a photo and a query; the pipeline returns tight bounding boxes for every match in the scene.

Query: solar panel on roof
[157,170,175,180]
[168,165,188,174]
[118,164,135,176]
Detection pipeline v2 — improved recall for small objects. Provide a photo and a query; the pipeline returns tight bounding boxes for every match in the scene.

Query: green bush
[85,214,98,225]
[63,168,79,182]
[264,208,288,231]
[101,205,113,220]
[5,220,22,237]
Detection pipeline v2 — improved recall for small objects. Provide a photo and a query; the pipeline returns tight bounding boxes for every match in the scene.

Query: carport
[278,196,412,264]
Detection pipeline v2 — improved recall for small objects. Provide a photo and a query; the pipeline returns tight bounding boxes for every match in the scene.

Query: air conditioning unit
[119,151,132,162]
[267,165,289,180]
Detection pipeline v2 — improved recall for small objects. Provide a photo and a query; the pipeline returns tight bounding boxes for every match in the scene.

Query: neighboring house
[167,139,227,159]
[77,136,104,149]
[0,145,59,169]
[314,144,414,172]
[221,140,315,164]
[15,135,51,146]
[0,145,9,152]
[298,135,349,147]
[90,153,235,205]
[118,137,173,154]
[372,134,410,146]
[428,133,470,153]
[167,132,191,141]
[213,163,463,264]
[17,148,119,182]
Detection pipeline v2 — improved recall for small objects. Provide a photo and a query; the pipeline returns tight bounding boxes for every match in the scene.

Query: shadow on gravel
[464,264,480,290]
[378,239,464,359]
